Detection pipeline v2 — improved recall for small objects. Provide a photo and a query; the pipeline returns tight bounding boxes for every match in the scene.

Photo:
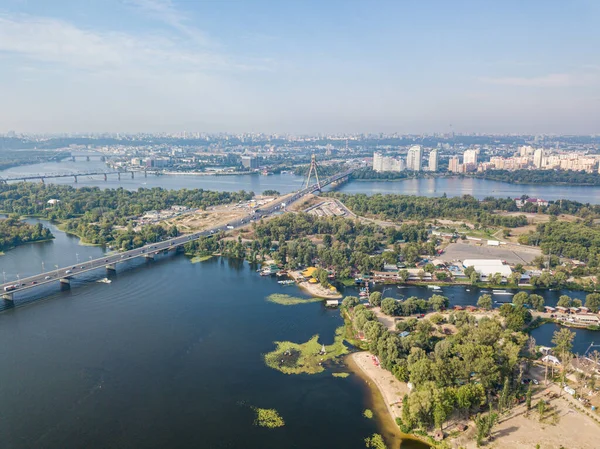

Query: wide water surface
[4,161,600,203]
[0,222,428,449]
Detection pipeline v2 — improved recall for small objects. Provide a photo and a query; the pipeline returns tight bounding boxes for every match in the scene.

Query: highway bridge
[0,170,161,184]
[1,168,354,301]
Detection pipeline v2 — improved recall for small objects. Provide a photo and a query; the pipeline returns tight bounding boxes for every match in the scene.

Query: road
[1,168,353,300]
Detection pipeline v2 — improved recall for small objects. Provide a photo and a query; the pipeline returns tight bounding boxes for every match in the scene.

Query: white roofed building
[462,259,512,278]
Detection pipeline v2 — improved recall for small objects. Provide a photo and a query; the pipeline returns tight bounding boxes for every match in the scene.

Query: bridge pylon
[304,153,321,191]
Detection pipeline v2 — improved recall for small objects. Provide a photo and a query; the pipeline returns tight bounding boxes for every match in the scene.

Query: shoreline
[287,270,343,299]
[347,352,430,449]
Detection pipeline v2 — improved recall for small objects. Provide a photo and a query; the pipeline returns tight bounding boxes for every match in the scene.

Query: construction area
[305,201,348,218]
[438,239,541,265]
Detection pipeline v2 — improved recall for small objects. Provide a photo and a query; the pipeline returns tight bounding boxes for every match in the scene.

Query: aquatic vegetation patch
[363,409,374,419]
[264,327,349,374]
[189,254,213,263]
[266,293,322,306]
[332,372,350,378]
[364,433,387,449]
[253,407,285,428]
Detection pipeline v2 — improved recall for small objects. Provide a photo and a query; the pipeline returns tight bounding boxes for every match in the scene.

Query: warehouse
[462,259,512,279]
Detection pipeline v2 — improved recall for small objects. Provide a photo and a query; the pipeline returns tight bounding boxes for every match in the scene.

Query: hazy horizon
[1,0,599,135]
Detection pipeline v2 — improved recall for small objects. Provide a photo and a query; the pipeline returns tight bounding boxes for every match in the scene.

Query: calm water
[0,160,306,194]
[0,222,428,449]
[4,161,600,203]
[337,177,600,203]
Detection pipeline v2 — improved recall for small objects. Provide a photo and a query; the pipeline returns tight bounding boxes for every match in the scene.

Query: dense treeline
[326,193,528,228]
[342,299,535,440]
[0,217,53,251]
[473,169,600,186]
[0,183,253,248]
[519,218,600,266]
[185,213,435,275]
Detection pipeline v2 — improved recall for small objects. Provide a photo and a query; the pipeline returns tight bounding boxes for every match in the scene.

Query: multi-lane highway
[1,168,354,300]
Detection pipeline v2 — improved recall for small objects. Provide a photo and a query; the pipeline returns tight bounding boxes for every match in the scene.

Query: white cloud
[478,73,599,88]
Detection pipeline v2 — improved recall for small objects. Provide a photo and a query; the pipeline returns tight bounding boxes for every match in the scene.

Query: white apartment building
[448,156,461,173]
[463,149,478,165]
[373,152,405,172]
[406,145,423,171]
[428,149,439,171]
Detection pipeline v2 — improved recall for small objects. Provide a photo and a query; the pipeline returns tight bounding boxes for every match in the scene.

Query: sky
[0,0,599,134]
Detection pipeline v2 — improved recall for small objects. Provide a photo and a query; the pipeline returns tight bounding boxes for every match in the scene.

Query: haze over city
[1,0,599,134]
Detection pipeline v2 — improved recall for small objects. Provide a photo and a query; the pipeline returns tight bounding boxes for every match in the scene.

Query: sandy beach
[287,270,342,299]
[349,352,409,421]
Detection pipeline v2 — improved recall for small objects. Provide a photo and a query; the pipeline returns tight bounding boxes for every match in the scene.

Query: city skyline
[1,0,599,134]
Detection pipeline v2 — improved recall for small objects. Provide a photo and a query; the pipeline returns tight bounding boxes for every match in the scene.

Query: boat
[493,290,514,296]
[260,268,272,276]
[277,280,295,285]
[466,289,470,292]
[427,285,442,290]
[359,291,368,297]
[97,278,112,284]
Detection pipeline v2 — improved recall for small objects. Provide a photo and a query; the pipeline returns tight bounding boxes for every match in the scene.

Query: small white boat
[97,278,112,284]
[493,290,514,296]
[427,285,442,290]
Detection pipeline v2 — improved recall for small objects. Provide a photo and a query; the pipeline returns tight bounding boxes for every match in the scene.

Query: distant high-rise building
[463,149,478,166]
[407,145,423,171]
[448,156,461,173]
[519,145,535,157]
[373,151,404,172]
[533,148,545,168]
[241,156,259,169]
[428,149,439,172]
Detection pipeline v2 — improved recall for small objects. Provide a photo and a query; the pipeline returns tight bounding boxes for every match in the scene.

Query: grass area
[332,372,350,378]
[266,293,323,306]
[363,409,374,419]
[339,278,357,287]
[252,407,285,428]
[189,254,213,263]
[263,326,349,375]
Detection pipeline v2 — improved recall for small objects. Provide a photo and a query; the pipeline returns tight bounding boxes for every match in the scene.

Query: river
[3,160,600,203]
[0,220,428,449]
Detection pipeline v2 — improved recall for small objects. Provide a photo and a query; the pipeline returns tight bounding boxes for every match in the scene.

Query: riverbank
[288,270,342,299]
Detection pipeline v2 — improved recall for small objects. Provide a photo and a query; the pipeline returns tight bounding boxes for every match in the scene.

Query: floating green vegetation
[363,409,374,419]
[264,327,349,374]
[332,372,350,378]
[266,293,322,306]
[189,254,213,263]
[364,433,387,449]
[253,407,285,428]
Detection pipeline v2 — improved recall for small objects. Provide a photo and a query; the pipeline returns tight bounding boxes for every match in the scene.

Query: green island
[332,372,350,378]
[472,169,600,186]
[0,216,54,252]
[363,409,374,419]
[252,407,285,428]
[263,327,348,375]
[266,293,323,306]
[364,433,387,449]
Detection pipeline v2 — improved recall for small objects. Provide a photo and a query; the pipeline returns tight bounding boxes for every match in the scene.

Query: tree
[585,293,600,313]
[512,292,529,308]
[381,297,399,316]
[429,294,449,312]
[537,399,547,422]
[398,269,409,283]
[526,386,532,414]
[322,234,332,247]
[470,271,480,285]
[342,296,360,309]
[424,263,435,274]
[369,291,382,307]
[529,294,545,312]
[557,295,573,308]
[491,272,503,285]
[552,328,575,362]
[477,294,493,311]
[464,266,475,278]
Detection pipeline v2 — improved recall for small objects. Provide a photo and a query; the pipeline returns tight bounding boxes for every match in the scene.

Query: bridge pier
[106,263,117,271]
[74,175,78,183]
[2,292,14,301]
[131,171,134,179]
[59,278,71,285]
[118,172,121,180]
[86,156,90,161]
[104,173,107,181]
[71,156,76,162]
[144,170,147,178]
[144,253,155,260]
